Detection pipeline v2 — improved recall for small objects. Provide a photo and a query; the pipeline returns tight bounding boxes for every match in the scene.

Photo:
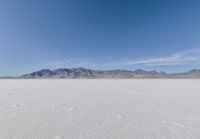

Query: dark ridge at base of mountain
[0,76,18,79]
[18,68,200,79]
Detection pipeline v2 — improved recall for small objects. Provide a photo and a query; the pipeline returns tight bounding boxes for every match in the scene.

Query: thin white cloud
[125,48,200,66]
[48,48,200,69]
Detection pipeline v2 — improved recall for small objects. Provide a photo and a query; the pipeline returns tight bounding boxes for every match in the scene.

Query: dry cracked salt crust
[0,79,200,139]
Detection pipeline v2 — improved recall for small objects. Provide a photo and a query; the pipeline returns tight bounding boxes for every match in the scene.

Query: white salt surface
[0,79,200,139]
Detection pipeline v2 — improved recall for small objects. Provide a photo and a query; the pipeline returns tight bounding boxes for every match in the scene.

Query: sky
[1,0,200,76]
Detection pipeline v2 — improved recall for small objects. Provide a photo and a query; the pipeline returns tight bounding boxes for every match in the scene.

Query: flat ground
[0,79,200,139]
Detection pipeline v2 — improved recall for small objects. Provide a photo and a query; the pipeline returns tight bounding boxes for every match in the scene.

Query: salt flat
[0,79,200,139]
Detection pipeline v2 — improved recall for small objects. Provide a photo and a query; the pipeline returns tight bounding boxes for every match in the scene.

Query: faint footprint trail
[113,85,167,102]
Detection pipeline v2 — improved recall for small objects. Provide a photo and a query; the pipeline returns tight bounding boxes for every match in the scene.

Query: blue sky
[1,0,200,76]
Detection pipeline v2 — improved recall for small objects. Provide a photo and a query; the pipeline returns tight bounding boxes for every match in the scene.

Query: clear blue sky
[1,0,200,76]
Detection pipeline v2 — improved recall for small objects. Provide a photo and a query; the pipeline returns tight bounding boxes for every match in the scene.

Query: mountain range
[15,68,200,79]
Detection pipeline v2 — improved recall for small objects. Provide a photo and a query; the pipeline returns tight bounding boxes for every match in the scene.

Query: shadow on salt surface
[11,104,20,108]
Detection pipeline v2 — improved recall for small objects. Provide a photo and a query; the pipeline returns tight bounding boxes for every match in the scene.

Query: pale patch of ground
[0,79,200,139]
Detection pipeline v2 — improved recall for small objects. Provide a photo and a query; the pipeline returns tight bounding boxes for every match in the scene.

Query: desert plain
[0,79,200,139]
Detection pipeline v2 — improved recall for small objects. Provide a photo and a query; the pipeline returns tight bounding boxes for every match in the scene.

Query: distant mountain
[18,67,170,79]
[0,68,197,79]
[21,68,97,79]
[22,69,54,78]
[169,69,200,79]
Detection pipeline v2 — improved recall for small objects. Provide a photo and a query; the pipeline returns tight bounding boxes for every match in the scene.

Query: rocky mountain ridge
[19,68,200,79]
